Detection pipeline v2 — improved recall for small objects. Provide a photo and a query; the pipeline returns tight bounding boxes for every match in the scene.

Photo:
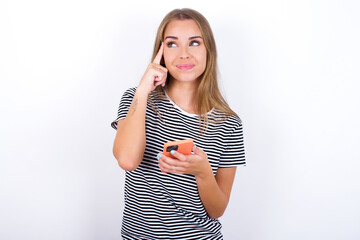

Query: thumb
[192,144,208,160]
[192,144,202,155]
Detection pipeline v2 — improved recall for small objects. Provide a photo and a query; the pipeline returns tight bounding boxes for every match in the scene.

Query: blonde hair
[150,8,239,132]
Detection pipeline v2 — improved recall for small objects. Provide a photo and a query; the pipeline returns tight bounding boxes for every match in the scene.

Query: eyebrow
[164,36,202,40]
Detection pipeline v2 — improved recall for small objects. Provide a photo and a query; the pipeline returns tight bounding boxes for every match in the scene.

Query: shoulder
[210,109,242,126]
[119,87,138,103]
[208,109,243,137]
[227,114,242,127]
[122,86,137,98]
[223,115,243,136]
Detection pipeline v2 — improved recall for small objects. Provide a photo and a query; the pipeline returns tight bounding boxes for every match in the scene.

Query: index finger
[170,150,187,161]
[152,42,164,64]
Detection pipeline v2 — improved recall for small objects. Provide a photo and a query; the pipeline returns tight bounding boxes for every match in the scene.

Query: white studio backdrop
[1,0,359,239]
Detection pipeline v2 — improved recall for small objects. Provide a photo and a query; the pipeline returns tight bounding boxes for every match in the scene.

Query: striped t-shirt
[111,87,246,240]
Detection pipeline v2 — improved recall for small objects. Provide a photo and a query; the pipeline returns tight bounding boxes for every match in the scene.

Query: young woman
[111,8,245,240]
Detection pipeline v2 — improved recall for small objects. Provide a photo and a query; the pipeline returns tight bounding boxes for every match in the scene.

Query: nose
[179,46,190,59]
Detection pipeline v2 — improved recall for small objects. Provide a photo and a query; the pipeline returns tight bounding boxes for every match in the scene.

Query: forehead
[164,19,202,38]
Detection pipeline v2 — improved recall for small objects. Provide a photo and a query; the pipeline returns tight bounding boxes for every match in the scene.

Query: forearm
[196,170,229,219]
[113,87,148,171]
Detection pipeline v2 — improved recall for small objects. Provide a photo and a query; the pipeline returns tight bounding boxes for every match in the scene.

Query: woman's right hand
[138,42,168,93]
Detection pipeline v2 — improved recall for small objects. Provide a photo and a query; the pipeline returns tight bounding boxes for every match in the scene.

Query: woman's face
[163,19,207,83]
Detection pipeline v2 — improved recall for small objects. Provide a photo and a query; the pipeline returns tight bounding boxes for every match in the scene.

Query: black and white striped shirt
[111,87,245,239]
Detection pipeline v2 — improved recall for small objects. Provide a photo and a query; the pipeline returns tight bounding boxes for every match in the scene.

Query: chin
[171,73,201,82]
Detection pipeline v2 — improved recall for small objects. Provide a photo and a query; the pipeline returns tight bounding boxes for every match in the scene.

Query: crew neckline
[164,90,214,117]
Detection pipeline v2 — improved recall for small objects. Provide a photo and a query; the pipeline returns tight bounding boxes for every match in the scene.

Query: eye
[167,42,177,48]
[190,40,200,46]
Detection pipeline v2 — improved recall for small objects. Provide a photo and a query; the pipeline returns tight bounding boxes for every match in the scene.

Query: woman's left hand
[158,145,213,178]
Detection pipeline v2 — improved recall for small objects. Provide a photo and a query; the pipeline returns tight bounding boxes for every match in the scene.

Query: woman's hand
[158,145,213,178]
[158,145,237,219]
[138,42,168,94]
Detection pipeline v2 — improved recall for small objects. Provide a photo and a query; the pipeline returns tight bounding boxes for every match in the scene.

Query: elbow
[208,201,229,219]
[210,196,231,219]
[113,151,140,171]
[118,160,138,171]
[208,210,225,219]
[112,136,145,171]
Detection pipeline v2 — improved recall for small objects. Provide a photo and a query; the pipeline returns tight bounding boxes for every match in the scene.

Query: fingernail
[194,144,197,149]
[170,150,175,155]
[157,153,162,160]
[162,82,166,87]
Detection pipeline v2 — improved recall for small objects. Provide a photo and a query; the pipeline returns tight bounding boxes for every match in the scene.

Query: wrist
[195,165,214,182]
[135,85,150,98]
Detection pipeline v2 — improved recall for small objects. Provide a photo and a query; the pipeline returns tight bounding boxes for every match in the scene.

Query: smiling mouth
[176,64,195,70]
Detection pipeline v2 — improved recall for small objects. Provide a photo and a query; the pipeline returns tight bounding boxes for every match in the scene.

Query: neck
[165,79,199,114]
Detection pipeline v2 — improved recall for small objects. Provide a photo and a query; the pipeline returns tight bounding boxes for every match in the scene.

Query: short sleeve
[110,87,136,130]
[218,121,246,168]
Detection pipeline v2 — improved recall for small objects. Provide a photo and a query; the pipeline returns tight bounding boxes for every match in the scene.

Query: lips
[176,64,195,71]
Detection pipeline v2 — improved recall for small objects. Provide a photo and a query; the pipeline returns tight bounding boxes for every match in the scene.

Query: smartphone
[163,139,194,157]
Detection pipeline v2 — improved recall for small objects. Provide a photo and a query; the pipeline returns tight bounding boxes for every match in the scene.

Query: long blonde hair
[150,8,239,132]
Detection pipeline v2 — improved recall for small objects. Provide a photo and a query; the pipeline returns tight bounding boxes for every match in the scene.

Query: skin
[112,43,167,171]
[113,19,237,219]
[163,19,207,84]
[163,19,206,114]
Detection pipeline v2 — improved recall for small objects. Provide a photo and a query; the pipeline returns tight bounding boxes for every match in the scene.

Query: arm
[113,43,167,171]
[112,89,148,171]
[196,167,236,219]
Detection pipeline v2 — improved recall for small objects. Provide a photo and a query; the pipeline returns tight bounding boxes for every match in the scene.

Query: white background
[1,0,359,239]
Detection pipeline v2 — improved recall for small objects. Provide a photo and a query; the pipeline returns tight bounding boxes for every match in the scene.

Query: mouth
[176,64,195,71]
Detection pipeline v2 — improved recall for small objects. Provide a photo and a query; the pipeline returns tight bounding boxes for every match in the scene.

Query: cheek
[199,51,207,71]
[194,46,206,63]
[163,50,175,66]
